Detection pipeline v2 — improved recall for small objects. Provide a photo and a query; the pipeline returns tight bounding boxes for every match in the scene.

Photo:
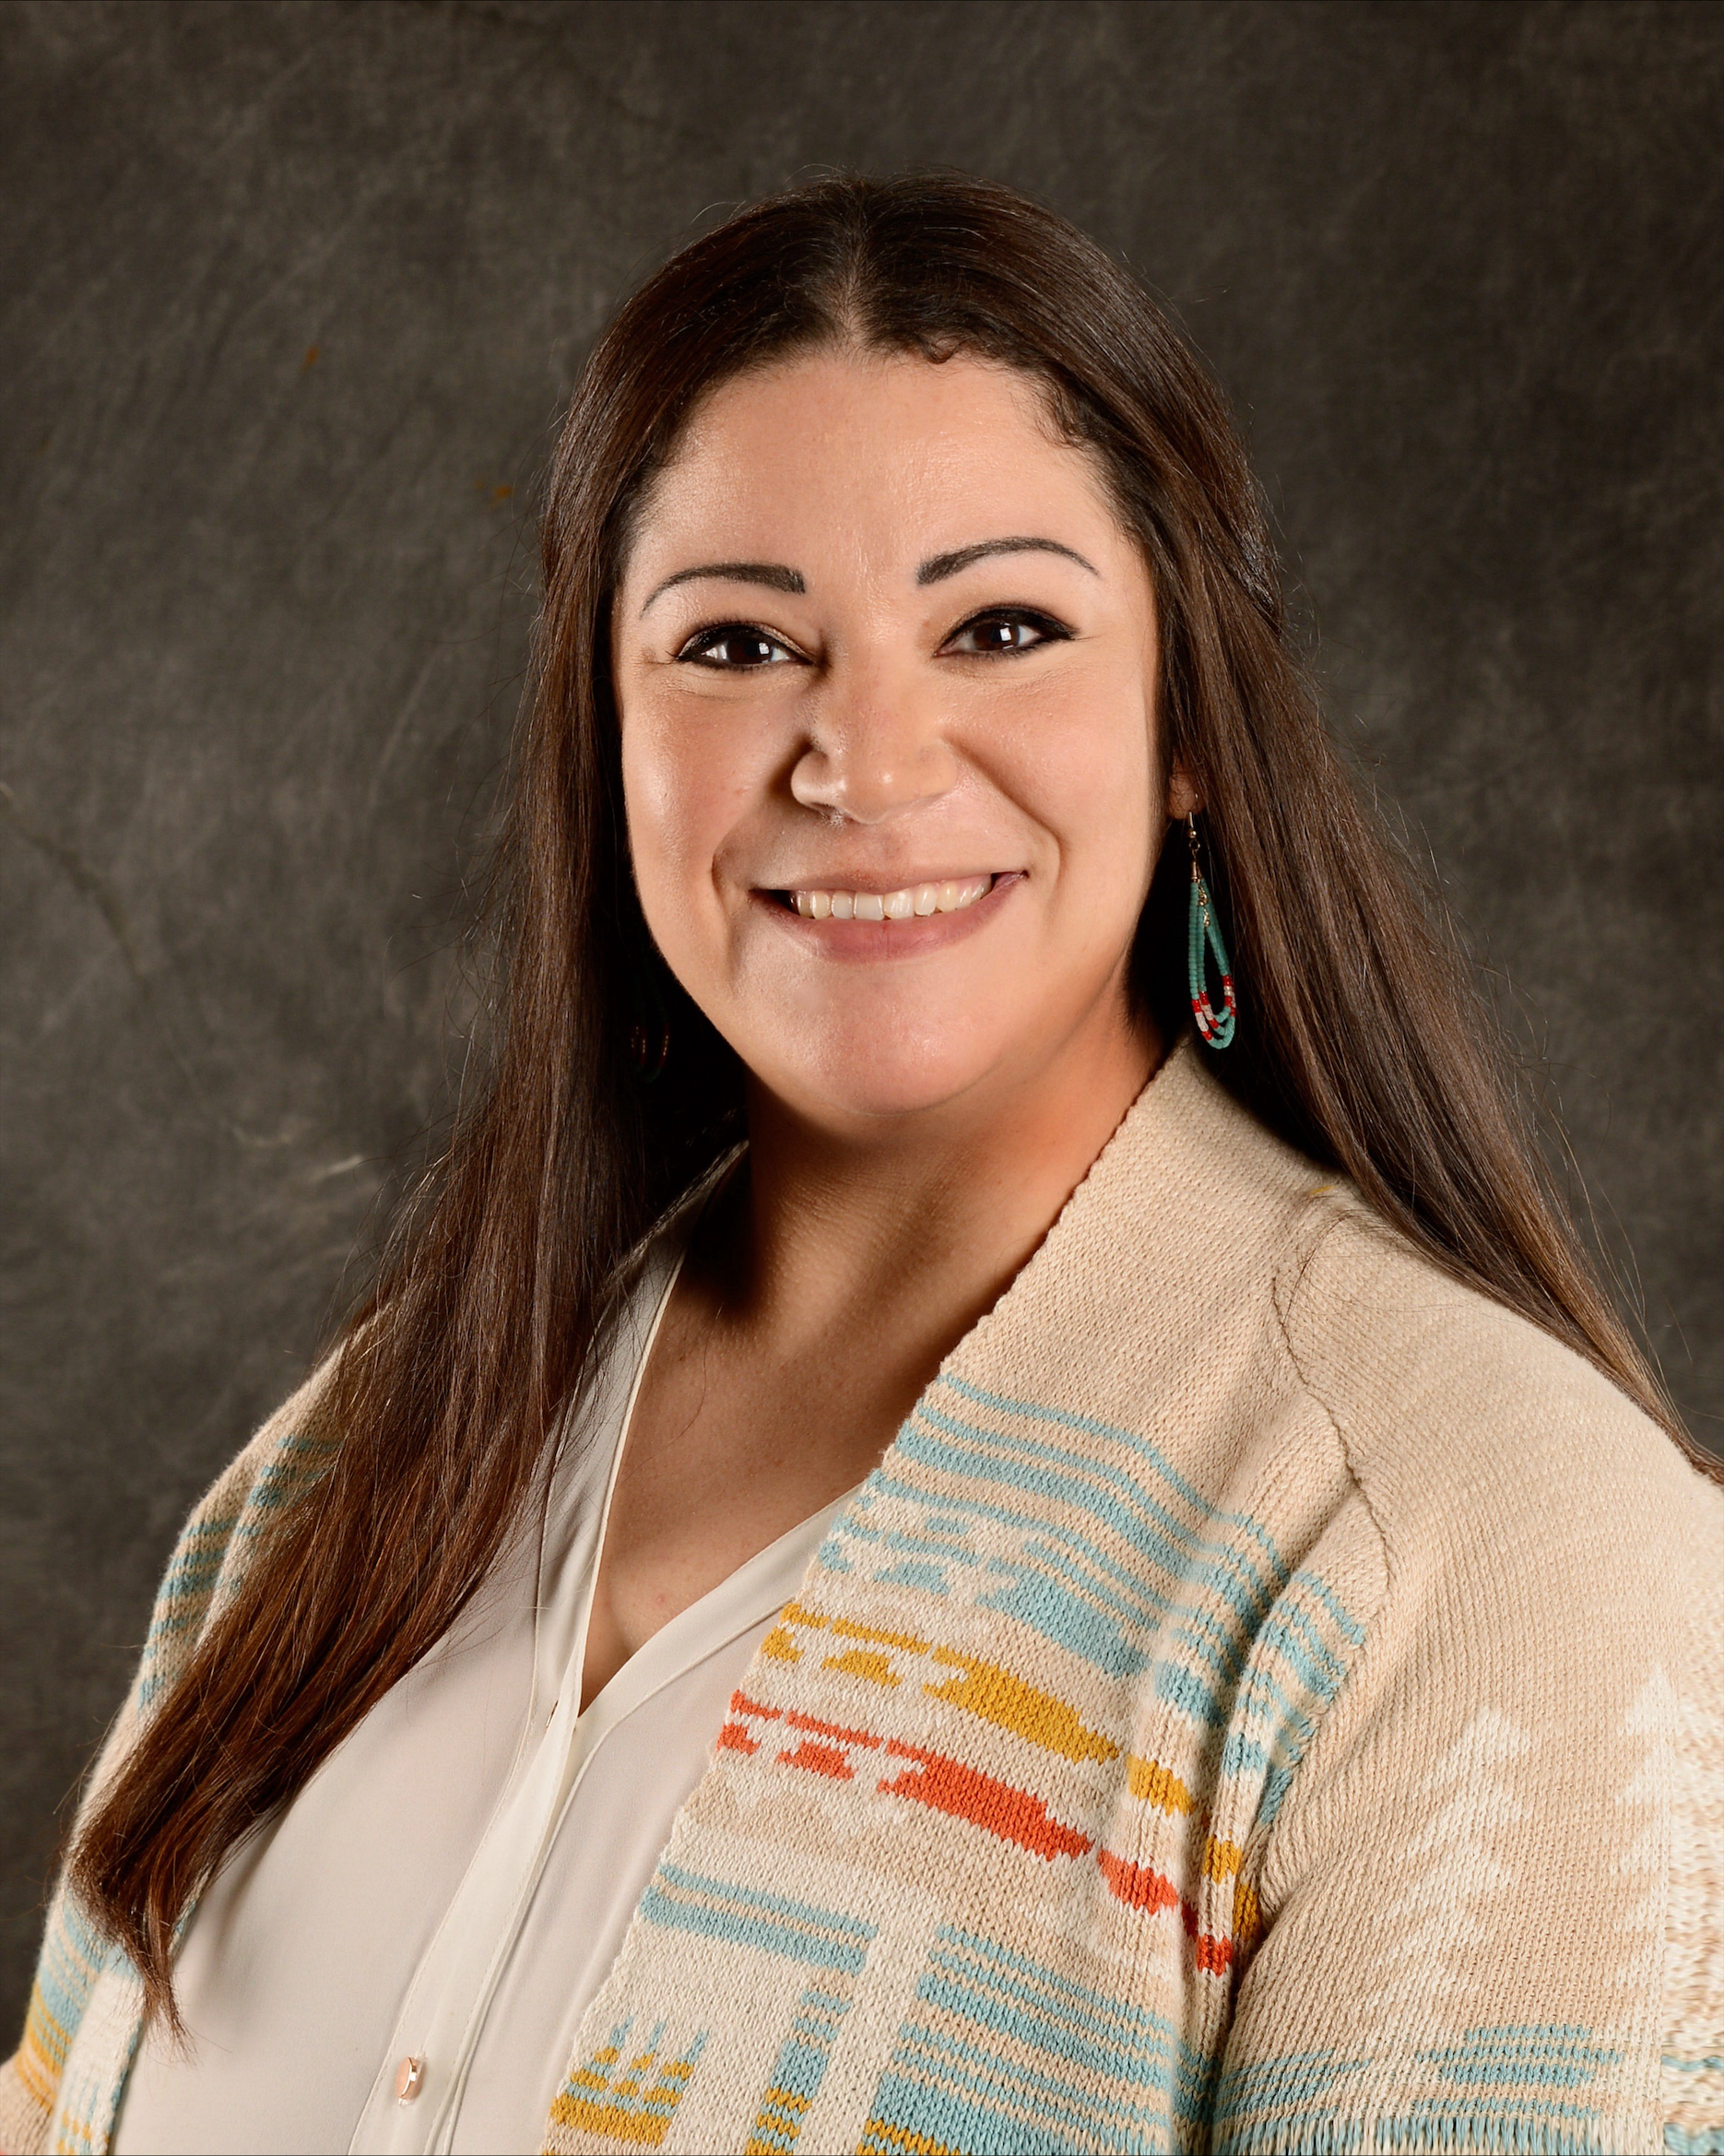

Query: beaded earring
[1187,812,1236,1049]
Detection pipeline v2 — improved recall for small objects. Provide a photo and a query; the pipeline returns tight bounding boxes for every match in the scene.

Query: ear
[1165,761,1200,822]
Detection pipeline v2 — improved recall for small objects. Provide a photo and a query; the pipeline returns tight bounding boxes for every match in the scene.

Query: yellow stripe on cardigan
[769,1614,1238,1838]
[921,1648,1119,1763]
[547,2098,676,2149]
[1203,1835,1246,1879]
[821,1648,900,1686]
[771,1600,1120,1765]
[857,2118,962,2156]
[13,2005,61,2108]
[742,2086,811,2154]
[1126,1755,1197,1813]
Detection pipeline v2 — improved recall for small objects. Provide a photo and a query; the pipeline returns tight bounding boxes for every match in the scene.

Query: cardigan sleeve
[0,1359,342,2156]
[1211,1214,1724,2155]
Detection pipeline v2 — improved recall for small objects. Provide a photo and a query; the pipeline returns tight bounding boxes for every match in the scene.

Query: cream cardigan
[6,1044,1721,2154]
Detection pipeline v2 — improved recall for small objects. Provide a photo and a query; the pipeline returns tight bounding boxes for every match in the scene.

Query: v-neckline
[535,1158,857,1724]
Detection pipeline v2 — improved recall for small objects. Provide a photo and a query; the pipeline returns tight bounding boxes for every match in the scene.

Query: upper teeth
[792,876,994,922]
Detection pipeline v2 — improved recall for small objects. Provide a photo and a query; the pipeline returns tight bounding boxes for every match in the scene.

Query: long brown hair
[72,171,1704,2023]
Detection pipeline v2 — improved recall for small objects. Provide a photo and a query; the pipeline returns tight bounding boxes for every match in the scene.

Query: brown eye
[678,625,797,669]
[945,609,1069,657]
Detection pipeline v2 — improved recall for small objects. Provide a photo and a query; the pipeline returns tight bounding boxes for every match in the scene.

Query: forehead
[623,348,1128,580]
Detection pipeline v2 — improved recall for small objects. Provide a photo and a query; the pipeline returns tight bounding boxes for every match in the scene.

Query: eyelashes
[673,605,1075,669]
[943,608,1071,657]
[676,625,797,668]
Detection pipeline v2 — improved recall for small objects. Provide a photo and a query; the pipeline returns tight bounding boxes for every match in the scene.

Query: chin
[749,1007,1014,1125]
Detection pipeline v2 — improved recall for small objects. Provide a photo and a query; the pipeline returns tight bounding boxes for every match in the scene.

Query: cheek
[620,696,778,965]
[1000,680,1160,917]
[623,705,723,883]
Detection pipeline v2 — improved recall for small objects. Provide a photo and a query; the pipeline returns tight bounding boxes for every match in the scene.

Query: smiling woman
[4,175,1719,2156]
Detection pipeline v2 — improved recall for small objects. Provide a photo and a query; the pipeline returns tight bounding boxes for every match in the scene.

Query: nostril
[789,733,960,823]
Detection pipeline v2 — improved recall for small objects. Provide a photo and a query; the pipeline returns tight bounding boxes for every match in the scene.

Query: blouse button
[396,2055,426,2103]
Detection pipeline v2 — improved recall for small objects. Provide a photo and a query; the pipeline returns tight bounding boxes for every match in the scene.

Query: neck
[700,989,1163,1392]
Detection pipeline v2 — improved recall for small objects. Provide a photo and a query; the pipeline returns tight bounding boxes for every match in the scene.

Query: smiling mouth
[779,874,998,922]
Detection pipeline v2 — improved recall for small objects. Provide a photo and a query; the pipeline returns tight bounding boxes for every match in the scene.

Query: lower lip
[751,873,1023,961]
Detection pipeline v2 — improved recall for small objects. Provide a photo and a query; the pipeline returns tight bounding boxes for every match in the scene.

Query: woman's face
[612,348,1185,1131]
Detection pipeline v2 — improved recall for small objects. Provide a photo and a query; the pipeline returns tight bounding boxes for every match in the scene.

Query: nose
[788,666,959,824]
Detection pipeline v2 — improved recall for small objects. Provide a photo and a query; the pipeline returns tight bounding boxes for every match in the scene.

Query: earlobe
[1165,763,1200,821]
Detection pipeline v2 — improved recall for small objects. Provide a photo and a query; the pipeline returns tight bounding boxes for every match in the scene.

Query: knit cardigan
[4,1047,1721,2156]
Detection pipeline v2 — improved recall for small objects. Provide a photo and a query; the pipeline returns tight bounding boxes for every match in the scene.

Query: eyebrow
[640,562,806,614]
[916,536,1099,584]
[638,535,1097,617]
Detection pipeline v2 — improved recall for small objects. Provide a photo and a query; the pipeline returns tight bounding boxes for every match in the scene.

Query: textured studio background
[2,0,1721,2027]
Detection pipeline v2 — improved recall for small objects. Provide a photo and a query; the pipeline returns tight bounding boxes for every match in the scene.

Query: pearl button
[395,2055,426,2104]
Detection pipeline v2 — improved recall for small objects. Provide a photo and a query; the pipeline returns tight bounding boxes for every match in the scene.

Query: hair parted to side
[72,170,1706,2026]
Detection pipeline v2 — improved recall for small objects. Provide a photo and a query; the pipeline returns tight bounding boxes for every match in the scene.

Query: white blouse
[113,1202,854,2156]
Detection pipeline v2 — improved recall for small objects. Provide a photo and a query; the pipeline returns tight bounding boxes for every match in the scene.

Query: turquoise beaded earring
[1187,812,1236,1049]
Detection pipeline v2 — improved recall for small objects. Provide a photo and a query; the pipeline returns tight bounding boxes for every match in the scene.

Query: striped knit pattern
[4,1046,1720,2153]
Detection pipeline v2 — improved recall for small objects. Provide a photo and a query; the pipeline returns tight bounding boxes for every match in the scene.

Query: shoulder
[1277,1193,1722,1656]
[134,1351,344,1715]
[1091,1048,1720,1629]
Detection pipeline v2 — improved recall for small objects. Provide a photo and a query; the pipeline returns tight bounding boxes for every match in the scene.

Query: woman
[4,173,1718,2156]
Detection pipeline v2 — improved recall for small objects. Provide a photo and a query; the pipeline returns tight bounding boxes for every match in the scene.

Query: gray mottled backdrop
[2,0,1719,2030]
